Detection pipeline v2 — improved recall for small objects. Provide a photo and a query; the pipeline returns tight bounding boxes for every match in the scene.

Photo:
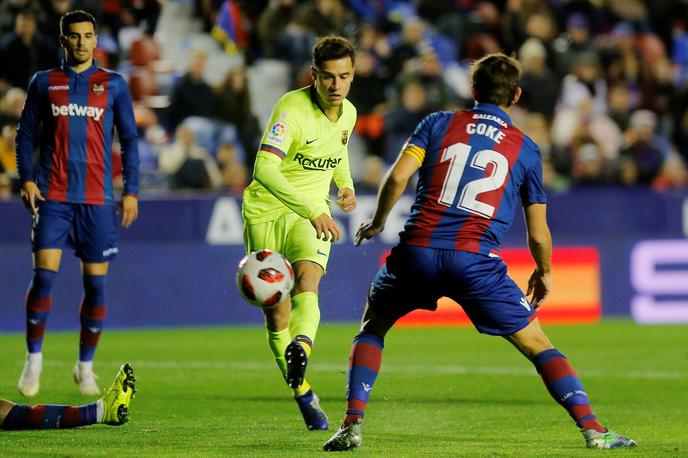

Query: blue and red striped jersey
[16,60,139,205]
[399,103,547,255]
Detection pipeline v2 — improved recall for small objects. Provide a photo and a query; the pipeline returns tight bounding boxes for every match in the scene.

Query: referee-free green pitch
[0,321,686,456]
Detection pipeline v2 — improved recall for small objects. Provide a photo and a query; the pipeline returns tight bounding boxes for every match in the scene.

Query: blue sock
[79,275,107,362]
[25,268,57,353]
[533,348,605,432]
[345,331,384,425]
[1,403,98,429]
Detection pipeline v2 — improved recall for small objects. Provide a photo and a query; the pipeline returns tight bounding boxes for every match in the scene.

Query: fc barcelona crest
[92,83,105,96]
[341,130,348,145]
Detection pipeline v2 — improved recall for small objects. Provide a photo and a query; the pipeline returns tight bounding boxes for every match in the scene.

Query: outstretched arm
[523,203,552,308]
[355,152,419,246]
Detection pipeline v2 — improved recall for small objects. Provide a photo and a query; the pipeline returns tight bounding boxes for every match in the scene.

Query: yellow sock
[289,291,320,353]
[294,380,311,397]
[266,327,291,378]
[289,292,320,396]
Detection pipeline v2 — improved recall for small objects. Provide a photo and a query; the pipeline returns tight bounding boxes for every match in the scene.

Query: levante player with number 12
[324,53,637,451]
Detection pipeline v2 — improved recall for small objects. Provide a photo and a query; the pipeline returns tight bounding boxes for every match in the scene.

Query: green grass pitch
[0,320,686,456]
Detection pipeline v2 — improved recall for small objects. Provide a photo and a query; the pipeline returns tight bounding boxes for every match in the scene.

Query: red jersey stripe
[454,125,524,252]
[85,70,109,204]
[413,111,473,246]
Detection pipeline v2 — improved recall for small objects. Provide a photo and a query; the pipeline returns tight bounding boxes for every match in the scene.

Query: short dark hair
[312,36,355,69]
[470,53,522,107]
[60,10,97,35]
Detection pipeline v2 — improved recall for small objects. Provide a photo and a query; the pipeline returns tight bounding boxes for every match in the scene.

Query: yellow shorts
[243,212,331,271]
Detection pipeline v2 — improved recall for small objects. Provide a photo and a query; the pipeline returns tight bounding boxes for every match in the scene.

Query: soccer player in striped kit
[15,10,139,397]
[324,54,636,451]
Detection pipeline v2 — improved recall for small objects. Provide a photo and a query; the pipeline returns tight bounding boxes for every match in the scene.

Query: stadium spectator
[551,13,596,79]
[272,14,317,85]
[387,17,425,79]
[168,49,217,130]
[347,48,388,157]
[0,172,13,199]
[384,79,430,163]
[0,87,26,124]
[256,0,298,58]
[607,83,633,131]
[37,0,73,41]
[216,141,248,194]
[620,109,671,184]
[652,151,688,191]
[0,0,31,36]
[354,22,392,76]
[356,154,385,192]
[518,38,558,117]
[158,124,223,189]
[557,51,607,115]
[293,0,349,38]
[215,67,261,166]
[0,8,59,89]
[396,46,457,111]
[0,120,17,176]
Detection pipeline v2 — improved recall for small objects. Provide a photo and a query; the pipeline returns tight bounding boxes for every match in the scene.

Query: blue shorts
[32,200,119,263]
[368,244,535,335]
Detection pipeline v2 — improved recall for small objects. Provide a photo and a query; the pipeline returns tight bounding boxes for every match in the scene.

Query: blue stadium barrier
[1,188,687,332]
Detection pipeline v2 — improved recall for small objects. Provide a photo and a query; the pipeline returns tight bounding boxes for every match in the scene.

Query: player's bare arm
[20,181,45,216]
[355,152,420,246]
[336,187,356,213]
[524,203,552,308]
[120,194,139,228]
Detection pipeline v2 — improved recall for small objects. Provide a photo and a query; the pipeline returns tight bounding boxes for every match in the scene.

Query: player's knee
[293,271,321,294]
[82,274,107,304]
[29,268,58,296]
[34,249,61,271]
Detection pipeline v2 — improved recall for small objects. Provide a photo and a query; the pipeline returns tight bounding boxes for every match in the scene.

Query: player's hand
[336,187,356,213]
[354,219,384,246]
[311,213,340,242]
[20,181,45,216]
[119,194,139,228]
[526,268,551,309]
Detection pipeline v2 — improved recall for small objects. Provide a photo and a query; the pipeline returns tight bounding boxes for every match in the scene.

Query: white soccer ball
[236,249,294,308]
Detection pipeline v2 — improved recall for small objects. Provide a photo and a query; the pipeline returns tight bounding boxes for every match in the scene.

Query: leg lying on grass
[1,363,136,430]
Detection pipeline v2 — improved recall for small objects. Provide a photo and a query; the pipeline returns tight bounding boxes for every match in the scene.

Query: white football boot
[74,361,101,395]
[323,420,363,451]
[582,428,637,448]
[18,352,43,397]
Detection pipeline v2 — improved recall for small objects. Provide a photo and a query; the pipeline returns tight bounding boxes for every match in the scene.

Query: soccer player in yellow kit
[241,36,357,430]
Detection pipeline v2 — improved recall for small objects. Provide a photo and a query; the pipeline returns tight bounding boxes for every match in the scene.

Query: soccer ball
[236,249,294,308]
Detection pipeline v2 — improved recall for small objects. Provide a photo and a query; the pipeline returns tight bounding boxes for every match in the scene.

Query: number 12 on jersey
[438,142,509,219]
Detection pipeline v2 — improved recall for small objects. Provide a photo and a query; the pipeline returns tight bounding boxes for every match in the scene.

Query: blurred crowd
[1,0,688,199]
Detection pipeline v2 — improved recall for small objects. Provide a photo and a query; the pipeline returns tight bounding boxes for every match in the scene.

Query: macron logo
[48,85,69,91]
[51,103,104,122]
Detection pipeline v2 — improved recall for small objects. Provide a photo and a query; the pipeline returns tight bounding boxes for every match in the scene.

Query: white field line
[34,360,686,381]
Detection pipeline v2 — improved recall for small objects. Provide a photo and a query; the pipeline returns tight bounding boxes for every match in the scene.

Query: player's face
[312,57,355,110]
[60,22,97,65]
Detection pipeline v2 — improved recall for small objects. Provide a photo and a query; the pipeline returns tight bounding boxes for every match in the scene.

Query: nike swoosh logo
[306,138,317,145]
[316,249,327,256]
